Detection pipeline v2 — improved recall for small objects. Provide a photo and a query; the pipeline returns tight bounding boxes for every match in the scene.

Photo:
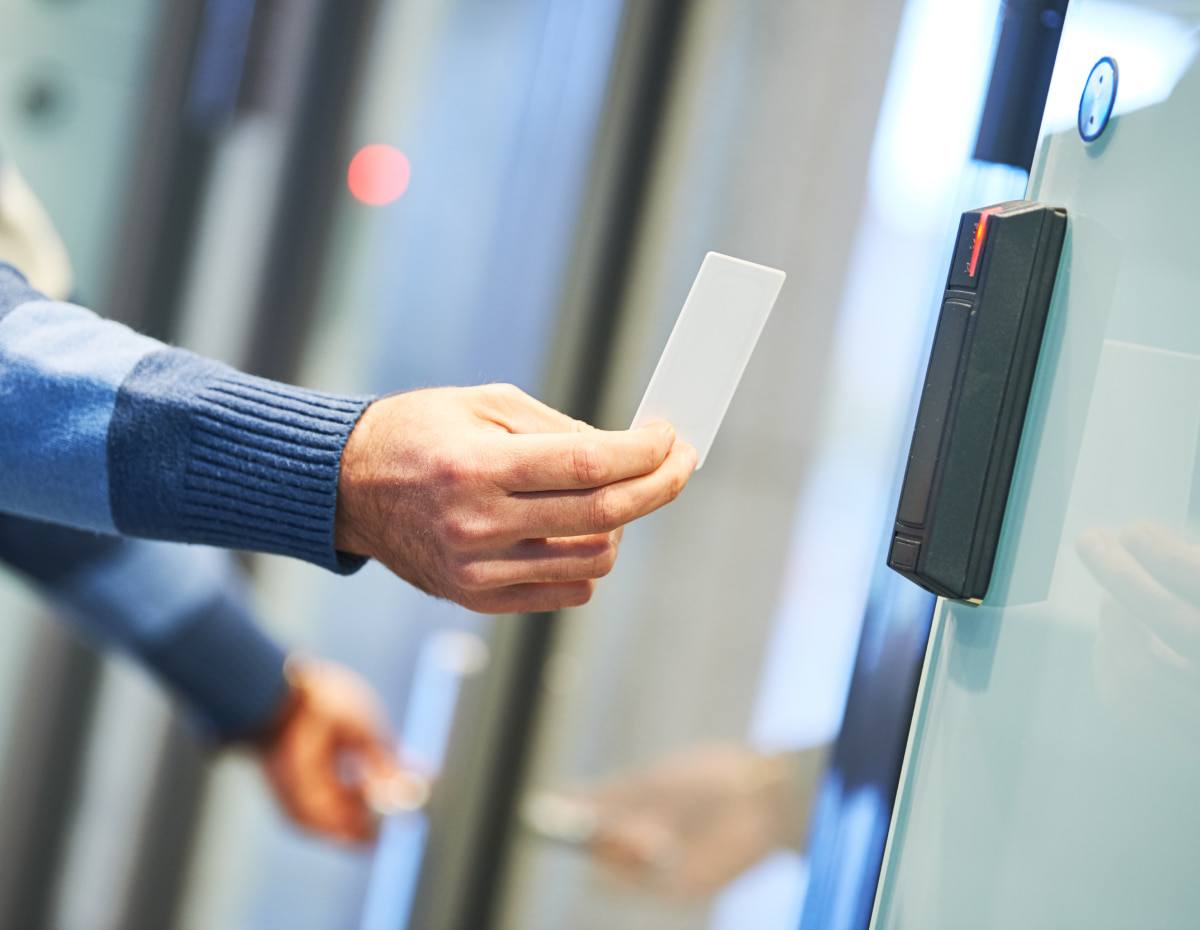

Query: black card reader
[887,201,1066,603]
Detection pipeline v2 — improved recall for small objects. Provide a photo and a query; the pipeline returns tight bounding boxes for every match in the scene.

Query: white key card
[631,252,785,468]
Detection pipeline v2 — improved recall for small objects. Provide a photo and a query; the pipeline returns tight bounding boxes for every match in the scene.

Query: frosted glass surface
[872,2,1200,927]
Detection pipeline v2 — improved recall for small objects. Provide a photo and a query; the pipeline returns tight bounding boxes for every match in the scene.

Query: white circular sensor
[1078,57,1118,143]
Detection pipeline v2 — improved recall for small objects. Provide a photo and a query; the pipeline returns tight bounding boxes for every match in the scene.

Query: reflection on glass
[1078,523,1200,745]
[524,744,827,900]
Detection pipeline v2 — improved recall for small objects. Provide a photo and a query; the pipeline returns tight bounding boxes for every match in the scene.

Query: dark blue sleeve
[0,514,291,740]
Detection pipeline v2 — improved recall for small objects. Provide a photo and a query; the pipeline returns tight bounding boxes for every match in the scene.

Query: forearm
[0,263,371,571]
[0,514,289,739]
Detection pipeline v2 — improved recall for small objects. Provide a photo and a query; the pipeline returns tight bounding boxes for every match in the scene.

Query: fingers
[311,774,378,843]
[265,663,401,843]
[506,440,698,539]
[278,743,393,843]
[453,533,618,589]
[359,763,431,816]
[268,723,378,844]
[1077,528,1166,615]
[466,580,596,614]
[1076,528,1200,663]
[591,815,676,878]
[330,728,402,832]
[490,423,676,492]
[1120,523,1200,606]
[1094,600,1199,736]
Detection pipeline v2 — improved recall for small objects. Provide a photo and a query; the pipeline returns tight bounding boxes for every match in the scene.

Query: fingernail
[681,442,699,468]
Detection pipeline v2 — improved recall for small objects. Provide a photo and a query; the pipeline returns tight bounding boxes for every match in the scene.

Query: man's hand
[335,384,698,613]
[555,743,826,898]
[259,659,424,844]
[1077,523,1200,744]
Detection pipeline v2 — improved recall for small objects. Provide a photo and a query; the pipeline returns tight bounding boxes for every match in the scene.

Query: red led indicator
[967,207,1001,278]
[347,144,411,206]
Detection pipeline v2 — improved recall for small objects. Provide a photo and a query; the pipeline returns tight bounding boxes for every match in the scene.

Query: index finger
[492,422,677,491]
[507,439,698,537]
[1120,523,1200,606]
[1077,528,1200,662]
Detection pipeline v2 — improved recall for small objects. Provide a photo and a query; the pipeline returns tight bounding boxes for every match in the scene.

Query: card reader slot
[897,299,972,527]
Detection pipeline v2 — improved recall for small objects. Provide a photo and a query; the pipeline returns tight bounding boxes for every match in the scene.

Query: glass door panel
[873,2,1200,928]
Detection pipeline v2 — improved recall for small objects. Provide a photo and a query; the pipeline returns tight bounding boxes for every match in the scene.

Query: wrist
[251,655,306,750]
[335,399,381,557]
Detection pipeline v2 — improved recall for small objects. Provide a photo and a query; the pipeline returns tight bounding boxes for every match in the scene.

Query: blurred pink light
[347,144,411,206]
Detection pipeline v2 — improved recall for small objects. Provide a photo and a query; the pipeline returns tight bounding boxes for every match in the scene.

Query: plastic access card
[631,251,785,468]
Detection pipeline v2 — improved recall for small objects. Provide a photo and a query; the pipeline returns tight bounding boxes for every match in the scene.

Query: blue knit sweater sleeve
[0,514,289,740]
[0,262,372,572]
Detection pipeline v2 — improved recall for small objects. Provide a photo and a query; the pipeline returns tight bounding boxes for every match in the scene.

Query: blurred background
[0,0,1060,928]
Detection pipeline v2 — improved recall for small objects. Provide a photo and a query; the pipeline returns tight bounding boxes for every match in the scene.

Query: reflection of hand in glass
[1076,523,1200,738]
[563,743,827,899]
[259,658,428,844]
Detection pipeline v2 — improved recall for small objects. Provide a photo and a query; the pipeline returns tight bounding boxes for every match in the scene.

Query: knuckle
[488,382,523,401]
[572,441,607,486]
[440,513,471,547]
[451,558,489,591]
[441,511,489,549]
[433,452,472,488]
[588,488,619,530]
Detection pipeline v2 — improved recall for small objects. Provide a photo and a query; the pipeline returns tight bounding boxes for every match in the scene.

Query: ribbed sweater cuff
[178,368,368,570]
[109,349,373,573]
